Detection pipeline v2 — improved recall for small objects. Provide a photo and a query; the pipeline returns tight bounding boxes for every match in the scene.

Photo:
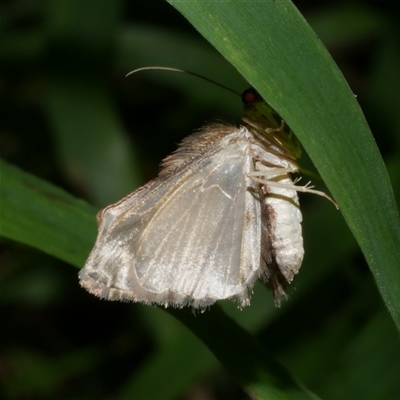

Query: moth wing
[79,133,264,308]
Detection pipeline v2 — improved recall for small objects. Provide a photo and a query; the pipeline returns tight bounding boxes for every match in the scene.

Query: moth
[79,68,337,309]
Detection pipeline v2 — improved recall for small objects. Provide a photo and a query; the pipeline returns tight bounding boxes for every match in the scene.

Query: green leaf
[0,158,317,399]
[167,0,400,331]
[0,159,97,268]
[168,306,320,400]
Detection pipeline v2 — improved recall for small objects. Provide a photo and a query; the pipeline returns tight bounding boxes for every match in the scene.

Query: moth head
[242,88,302,159]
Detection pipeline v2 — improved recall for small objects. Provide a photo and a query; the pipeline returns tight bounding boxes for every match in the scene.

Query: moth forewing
[80,125,271,308]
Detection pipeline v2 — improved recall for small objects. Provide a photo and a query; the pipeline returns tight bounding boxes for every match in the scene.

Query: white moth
[79,82,336,309]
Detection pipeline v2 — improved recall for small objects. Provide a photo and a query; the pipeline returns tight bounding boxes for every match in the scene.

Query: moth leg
[265,119,285,134]
[248,167,295,179]
[248,157,298,181]
[247,159,338,208]
[250,175,338,209]
[253,155,300,172]
[243,117,285,134]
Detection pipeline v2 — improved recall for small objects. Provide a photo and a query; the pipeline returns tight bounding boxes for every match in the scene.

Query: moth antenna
[126,66,241,97]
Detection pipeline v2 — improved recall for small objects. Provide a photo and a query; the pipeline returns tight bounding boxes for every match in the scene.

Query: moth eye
[241,88,261,105]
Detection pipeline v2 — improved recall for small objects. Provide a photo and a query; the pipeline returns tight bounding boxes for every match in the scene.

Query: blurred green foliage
[1,1,400,399]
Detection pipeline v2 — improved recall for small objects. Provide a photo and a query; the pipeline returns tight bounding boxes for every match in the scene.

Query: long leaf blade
[167,0,400,330]
[0,159,97,267]
[0,158,317,399]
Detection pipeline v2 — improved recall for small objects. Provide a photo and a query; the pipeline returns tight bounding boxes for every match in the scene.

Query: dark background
[1,1,400,399]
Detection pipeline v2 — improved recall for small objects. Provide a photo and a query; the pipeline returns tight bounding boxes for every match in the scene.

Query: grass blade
[0,157,317,399]
[167,0,400,331]
[0,159,96,268]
